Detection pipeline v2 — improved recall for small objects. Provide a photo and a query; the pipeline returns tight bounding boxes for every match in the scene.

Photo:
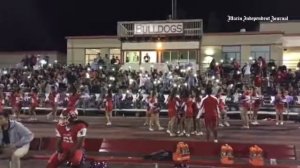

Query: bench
[28,137,298,167]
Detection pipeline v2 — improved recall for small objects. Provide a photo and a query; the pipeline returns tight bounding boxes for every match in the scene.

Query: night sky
[0,0,299,52]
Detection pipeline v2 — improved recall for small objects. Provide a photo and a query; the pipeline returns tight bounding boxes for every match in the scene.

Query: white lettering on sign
[134,23,183,35]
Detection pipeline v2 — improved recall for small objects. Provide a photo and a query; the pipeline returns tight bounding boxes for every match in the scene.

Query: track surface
[1,115,300,168]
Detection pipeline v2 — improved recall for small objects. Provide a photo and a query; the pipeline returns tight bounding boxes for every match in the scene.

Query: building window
[250,45,270,61]
[189,50,197,63]
[124,51,140,63]
[162,51,171,63]
[85,49,101,64]
[141,51,157,63]
[162,50,198,63]
[110,49,121,60]
[222,46,241,63]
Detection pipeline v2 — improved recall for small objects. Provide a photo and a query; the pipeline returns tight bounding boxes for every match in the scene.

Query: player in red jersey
[166,91,177,136]
[184,94,194,137]
[47,111,88,168]
[46,86,58,122]
[104,90,113,126]
[10,88,22,121]
[240,86,251,129]
[274,89,286,126]
[28,88,38,121]
[197,87,220,143]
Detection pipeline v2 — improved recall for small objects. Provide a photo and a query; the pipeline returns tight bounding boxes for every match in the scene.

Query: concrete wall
[122,41,200,50]
[260,22,300,34]
[66,37,121,65]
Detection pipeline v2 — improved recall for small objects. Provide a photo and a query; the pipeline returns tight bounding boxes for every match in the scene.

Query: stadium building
[66,20,300,71]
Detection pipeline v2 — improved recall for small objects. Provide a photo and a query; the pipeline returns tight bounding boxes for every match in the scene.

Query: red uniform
[199,95,219,128]
[149,97,158,113]
[251,92,261,110]
[240,91,251,110]
[216,94,226,112]
[48,91,57,107]
[31,93,38,108]
[47,123,87,168]
[10,93,21,111]
[254,76,262,88]
[65,94,81,113]
[167,98,177,118]
[275,95,286,113]
[0,97,4,112]
[185,99,194,118]
[105,96,113,112]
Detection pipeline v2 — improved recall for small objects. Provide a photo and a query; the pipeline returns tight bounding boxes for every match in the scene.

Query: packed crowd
[1,55,300,112]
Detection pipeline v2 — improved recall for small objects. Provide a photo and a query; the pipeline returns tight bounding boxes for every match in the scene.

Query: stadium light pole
[172,0,177,19]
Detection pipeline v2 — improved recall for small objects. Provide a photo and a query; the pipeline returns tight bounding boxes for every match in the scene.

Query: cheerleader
[104,90,113,126]
[10,88,22,121]
[194,93,204,136]
[0,86,4,113]
[148,91,164,131]
[166,91,177,136]
[240,86,250,129]
[274,89,285,125]
[144,92,152,126]
[216,89,230,127]
[29,88,38,121]
[46,86,58,121]
[184,94,194,137]
[176,95,186,136]
[250,86,261,125]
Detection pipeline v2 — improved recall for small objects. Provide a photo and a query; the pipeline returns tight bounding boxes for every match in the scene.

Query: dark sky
[0,0,299,52]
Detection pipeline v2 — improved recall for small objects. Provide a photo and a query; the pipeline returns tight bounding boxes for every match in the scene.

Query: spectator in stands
[111,55,116,64]
[0,111,34,168]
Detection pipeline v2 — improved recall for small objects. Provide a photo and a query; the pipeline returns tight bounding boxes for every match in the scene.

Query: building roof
[204,31,284,36]
[65,35,118,39]
[66,31,286,40]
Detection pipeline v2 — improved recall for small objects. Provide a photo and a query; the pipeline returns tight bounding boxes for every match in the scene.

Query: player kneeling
[47,111,88,168]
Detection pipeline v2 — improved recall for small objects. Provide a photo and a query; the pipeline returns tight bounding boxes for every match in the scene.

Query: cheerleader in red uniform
[240,86,250,129]
[144,93,152,126]
[63,88,81,116]
[250,86,261,125]
[274,90,285,125]
[184,94,194,137]
[10,88,22,121]
[148,91,164,131]
[176,95,186,136]
[104,90,113,126]
[0,86,4,113]
[216,89,230,127]
[166,91,177,136]
[194,94,203,136]
[47,86,58,121]
[29,88,39,121]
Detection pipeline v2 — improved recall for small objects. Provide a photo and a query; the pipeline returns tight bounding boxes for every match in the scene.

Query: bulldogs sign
[134,23,183,35]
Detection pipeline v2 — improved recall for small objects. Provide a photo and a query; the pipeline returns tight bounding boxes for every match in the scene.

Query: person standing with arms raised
[197,87,220,143]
